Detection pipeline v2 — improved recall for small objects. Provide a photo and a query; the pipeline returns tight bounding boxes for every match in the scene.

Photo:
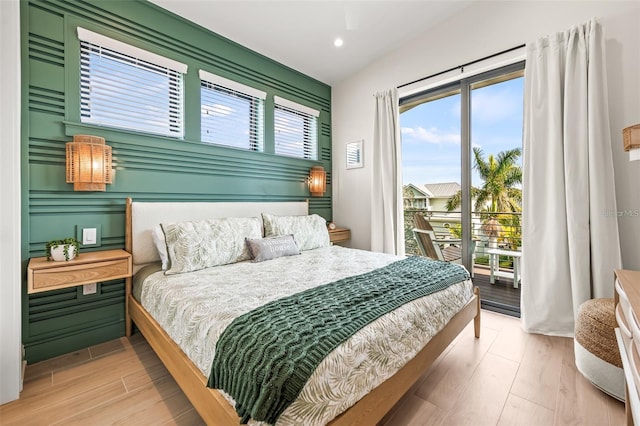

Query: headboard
[125,198,309,273]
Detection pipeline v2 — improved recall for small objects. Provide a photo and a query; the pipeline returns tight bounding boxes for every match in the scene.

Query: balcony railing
[404,208,522,269]
[405,208,523,315]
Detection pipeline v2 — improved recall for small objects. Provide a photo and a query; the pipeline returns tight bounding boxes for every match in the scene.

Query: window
[400,61,524,316]
[274,96,319,159]
[78,28,187,138]
[200,70,266,151]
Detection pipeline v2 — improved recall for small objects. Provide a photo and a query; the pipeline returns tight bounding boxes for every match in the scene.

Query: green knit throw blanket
[207,256,469,424]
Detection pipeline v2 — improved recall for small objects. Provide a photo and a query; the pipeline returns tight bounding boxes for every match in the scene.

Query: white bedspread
[133,246,473,425]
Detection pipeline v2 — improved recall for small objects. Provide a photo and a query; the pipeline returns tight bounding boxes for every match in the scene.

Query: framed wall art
[346,140,363,169]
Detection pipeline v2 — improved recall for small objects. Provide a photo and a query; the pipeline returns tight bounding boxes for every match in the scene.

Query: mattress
[133,245,473,425]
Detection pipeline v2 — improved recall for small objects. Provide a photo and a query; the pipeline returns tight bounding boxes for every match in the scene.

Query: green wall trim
[26,321,124,364]
[22,0,332,363]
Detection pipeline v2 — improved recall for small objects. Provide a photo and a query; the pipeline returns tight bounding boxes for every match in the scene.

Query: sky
[400,76,524,188]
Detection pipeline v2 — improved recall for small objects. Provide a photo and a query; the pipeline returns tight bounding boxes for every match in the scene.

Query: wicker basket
[623,124,640,151]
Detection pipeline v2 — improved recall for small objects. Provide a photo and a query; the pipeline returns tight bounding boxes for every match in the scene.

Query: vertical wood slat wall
[22,0,332,363]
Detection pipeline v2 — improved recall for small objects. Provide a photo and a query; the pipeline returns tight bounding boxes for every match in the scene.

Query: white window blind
[78,28,186,138]
[200,70,265,151]
[274,96,319,159]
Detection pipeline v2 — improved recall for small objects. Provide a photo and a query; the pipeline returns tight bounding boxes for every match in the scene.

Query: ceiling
[148,0,474,85]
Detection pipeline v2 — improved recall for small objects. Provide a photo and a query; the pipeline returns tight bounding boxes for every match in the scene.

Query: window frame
[77,27,187,139]
[199,70,266,151]
[399,61,525,273]
[273,96,320,160]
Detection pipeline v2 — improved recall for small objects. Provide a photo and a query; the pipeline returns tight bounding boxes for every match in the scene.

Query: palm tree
[446,147,522,213]
[446,147,522,252]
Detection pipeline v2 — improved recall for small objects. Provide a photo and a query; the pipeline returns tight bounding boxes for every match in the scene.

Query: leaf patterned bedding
[133,245,474,425]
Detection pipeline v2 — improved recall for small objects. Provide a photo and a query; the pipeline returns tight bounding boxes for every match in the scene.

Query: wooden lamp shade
[309,166,326,197]
[66,135,112,191]
[623,124,640,151]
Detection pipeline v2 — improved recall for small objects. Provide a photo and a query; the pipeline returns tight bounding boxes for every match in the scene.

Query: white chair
[412,213,475,274]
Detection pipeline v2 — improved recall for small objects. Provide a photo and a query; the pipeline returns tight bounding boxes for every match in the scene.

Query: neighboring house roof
[404,182,462,199]
[423,182,461,198]
[404,183,434,198]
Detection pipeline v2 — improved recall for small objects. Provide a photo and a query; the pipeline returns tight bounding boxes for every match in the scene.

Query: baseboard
[24,321,124,363]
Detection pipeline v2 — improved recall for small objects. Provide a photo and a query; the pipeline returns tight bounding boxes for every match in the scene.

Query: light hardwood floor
[0,310,624,426]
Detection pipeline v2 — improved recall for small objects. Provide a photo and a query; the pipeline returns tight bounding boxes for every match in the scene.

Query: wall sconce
[308,166,326,197]
[66,135,113,191]
[624,125,640,162]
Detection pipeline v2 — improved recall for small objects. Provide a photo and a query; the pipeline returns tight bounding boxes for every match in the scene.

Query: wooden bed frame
[124,197,481,425]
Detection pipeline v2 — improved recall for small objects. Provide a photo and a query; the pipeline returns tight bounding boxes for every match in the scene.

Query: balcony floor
[472,265,521,317]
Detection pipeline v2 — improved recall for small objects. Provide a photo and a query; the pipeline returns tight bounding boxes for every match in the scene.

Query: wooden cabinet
[27,249,132,294]
[329,228,351,244]
[614,269,640,425]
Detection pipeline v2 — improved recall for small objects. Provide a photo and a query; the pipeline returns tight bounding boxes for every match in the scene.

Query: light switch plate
[82,228,97,245]
[83,283,97,295]
[75,224,101,247]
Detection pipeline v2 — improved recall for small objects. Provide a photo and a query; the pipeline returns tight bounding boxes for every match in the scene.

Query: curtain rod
[397,43,526,89]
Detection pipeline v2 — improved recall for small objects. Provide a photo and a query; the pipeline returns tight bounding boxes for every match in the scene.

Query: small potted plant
[46,238,80,261]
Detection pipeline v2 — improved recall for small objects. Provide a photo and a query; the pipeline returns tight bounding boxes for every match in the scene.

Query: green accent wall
[21,0,332,363]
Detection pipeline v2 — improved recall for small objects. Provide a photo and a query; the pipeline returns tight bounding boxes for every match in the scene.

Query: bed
[124,197,480,425]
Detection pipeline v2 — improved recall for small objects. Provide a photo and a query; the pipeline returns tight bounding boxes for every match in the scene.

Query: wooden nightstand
[614,269,640,425]
[329,227,351,244]
[27,249,132,294]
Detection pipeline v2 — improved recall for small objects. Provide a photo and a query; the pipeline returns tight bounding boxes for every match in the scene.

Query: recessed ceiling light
[334,38,344,48]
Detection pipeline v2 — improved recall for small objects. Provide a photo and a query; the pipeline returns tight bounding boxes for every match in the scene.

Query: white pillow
[162,217,263,275]
[152,225,169,270]
[262,213,330,251]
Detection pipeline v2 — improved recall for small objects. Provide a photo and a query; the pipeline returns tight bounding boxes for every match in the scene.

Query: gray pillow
[246,235,301,263]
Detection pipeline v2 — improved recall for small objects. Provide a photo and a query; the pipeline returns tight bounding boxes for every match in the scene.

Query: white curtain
[522,19,621,336]
[371,89,404,255]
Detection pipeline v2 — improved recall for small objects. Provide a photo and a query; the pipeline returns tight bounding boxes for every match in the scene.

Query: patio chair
[412,213,475,274]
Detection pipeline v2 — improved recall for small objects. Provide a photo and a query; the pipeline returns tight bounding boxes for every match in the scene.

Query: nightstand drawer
[329,228,351,243]
[27,249,132,294]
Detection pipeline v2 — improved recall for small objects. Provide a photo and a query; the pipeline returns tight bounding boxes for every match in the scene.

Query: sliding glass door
[400,62,524,316]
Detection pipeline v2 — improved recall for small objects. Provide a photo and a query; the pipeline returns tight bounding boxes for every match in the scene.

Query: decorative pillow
[262,213,330,251]
[161,217,262,275]
[246,235,301,263]
[152,224,169,270]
